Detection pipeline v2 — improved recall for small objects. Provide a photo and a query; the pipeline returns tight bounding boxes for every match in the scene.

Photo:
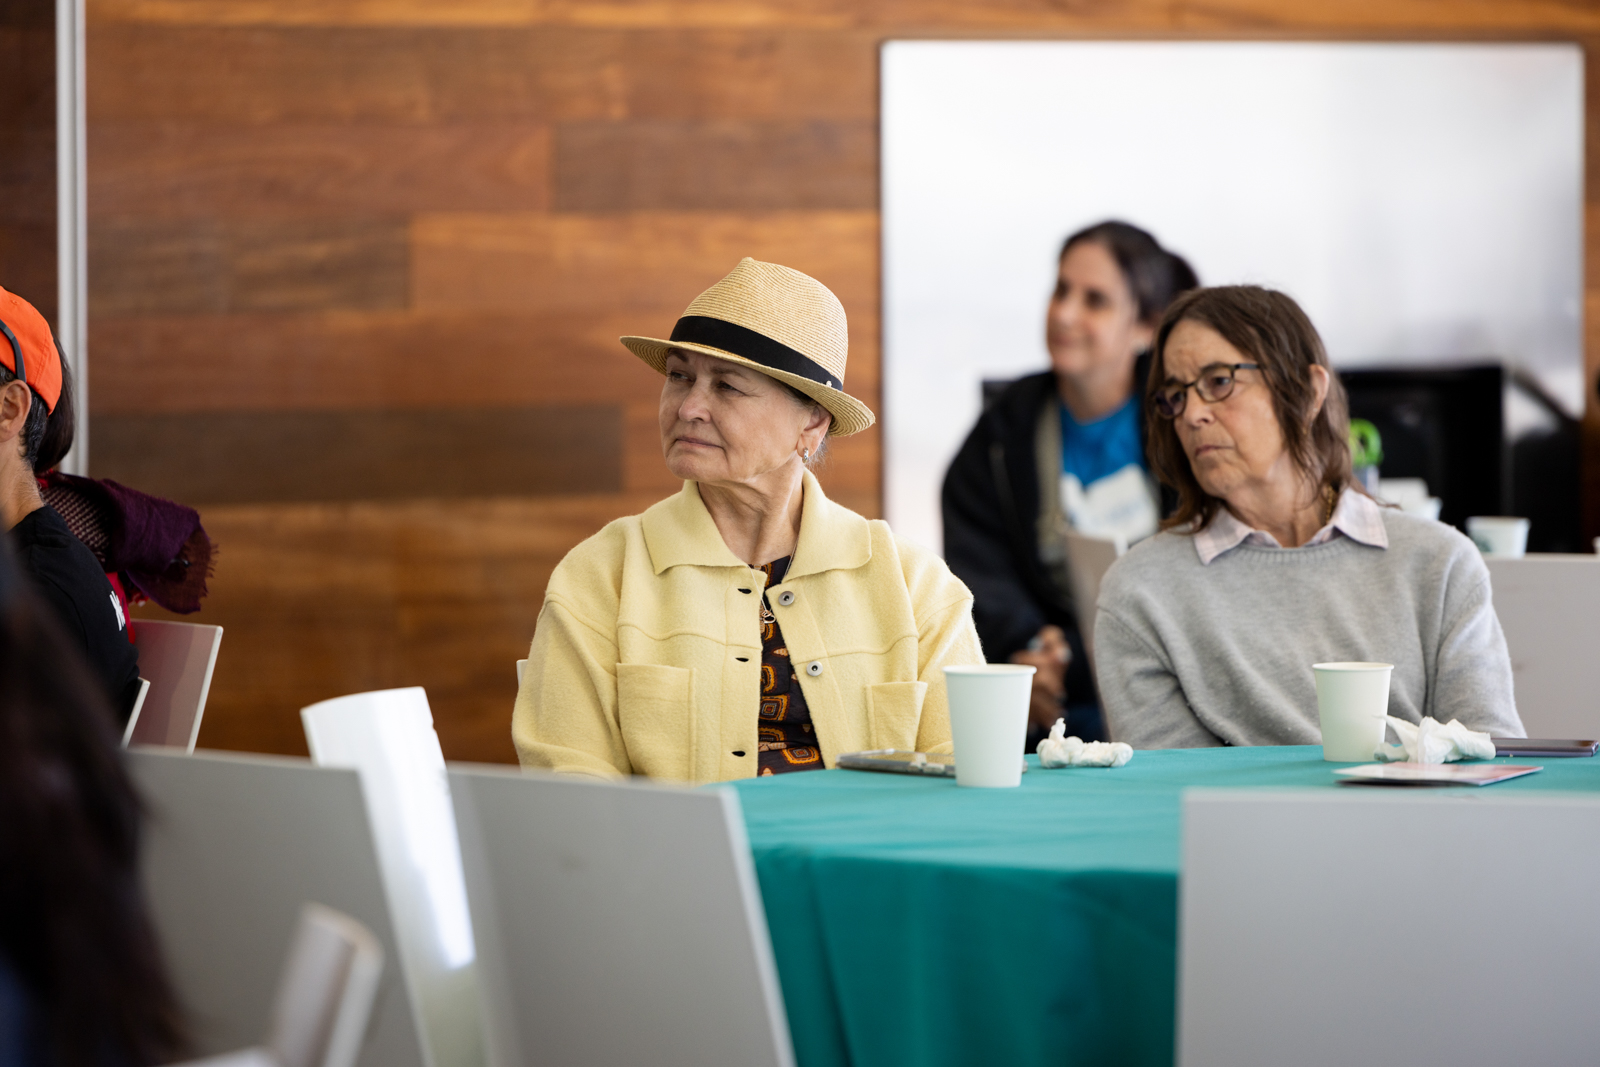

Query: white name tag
[1062,463,1160,544]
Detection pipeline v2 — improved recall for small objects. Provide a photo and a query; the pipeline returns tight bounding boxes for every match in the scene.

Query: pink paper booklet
[1335,762,1543,787]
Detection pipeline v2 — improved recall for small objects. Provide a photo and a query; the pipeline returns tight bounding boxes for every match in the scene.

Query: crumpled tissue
[1037,718,1133,768]
[1375,715,1496,764]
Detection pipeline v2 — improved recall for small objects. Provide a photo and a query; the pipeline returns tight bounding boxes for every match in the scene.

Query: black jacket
[940,356,1168,705]
[10,504,142,722]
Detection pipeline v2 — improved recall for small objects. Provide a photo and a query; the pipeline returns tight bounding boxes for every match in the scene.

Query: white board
[882,41,1583,552]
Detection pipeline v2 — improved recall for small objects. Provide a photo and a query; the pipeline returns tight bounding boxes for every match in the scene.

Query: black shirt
[9,504,141,722]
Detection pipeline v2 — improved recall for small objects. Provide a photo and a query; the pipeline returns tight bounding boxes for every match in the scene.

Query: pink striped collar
[1193,487,1389,565]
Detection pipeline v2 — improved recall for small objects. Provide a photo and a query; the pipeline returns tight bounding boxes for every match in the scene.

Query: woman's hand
[1008,625,1073,731]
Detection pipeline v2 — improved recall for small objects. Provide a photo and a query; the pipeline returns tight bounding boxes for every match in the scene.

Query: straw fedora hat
[620,258,875,437]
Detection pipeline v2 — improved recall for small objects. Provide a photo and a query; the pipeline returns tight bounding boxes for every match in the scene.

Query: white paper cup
[943,664,1035,788]
[1466,516,1530,558]
[1312,662,1393,762]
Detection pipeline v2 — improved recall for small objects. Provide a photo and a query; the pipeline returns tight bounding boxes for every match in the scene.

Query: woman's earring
[801,448,810,462]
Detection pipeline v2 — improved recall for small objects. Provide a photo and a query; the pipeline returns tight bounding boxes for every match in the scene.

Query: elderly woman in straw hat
[514,258,983,783]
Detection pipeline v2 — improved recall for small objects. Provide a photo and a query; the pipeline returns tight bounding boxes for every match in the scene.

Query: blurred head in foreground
[0,539,186,1066]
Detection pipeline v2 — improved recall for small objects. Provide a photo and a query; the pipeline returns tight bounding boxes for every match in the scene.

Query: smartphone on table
[836,749,957,777]
[836,749,1027,777]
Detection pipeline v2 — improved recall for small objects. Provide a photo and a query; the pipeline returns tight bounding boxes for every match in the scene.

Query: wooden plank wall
[1,0,56,326]
[76,0,1600,763]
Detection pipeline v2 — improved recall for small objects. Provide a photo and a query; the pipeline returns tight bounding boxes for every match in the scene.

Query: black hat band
[669,315,841,390]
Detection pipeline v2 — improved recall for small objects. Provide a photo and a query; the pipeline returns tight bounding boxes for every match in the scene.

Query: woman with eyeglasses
[942,222,1197,744]
[1093,285,1524,748]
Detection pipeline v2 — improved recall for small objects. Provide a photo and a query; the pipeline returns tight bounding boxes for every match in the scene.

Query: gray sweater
[1093,511,1525,748]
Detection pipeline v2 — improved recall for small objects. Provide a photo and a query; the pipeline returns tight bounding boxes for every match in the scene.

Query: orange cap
[0,285,61,415]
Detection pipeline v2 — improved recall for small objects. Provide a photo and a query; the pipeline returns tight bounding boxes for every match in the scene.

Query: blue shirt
[1059,396,1145,488]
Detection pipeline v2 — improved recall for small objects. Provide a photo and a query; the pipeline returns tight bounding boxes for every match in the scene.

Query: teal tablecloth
[730,745,1600,1067]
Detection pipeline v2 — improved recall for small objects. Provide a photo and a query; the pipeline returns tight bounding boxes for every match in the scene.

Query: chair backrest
[268,903,385,1067]
[1180,789,1600,1067]
[1485,555,1600,736]
[165,1050,279,1067]
[301,689,483,1067]
[1063,528,1125,661]
[514,659,526,687]
[129,748,430,1067]
[449,765,795,1067]
[128,619,223,751]
[122,677,152,746]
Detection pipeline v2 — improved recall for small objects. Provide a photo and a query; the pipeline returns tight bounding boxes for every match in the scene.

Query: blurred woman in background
[942,221,1197,742]
[0,540,186,1066]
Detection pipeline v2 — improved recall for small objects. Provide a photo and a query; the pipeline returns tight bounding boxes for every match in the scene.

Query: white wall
[882,41,1583,552]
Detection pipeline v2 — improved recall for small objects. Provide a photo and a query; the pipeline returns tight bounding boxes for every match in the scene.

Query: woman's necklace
[1321,483,1339,527]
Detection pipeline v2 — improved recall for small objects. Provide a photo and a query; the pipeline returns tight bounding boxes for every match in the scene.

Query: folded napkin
[1375,716,1496,764]
[1037,719,1133,768]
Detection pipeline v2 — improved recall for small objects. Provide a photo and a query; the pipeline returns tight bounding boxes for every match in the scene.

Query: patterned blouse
[757,556,825,776]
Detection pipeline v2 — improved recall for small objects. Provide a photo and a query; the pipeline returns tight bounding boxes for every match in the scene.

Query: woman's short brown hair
[1145,285,1356,532]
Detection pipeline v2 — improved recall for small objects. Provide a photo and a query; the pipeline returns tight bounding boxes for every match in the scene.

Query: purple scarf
[41,472,214,614]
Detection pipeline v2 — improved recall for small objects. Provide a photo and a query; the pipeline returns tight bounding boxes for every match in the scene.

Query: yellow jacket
[513,472,983,783]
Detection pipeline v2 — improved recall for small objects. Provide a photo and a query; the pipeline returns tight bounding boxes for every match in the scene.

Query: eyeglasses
[1151,362,1260,419]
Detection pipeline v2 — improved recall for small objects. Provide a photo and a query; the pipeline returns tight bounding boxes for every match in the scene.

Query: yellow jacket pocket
[617,664,696,780]
[866,681,928,751]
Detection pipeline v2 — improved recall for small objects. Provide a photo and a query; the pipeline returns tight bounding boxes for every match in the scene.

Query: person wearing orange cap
[0,284,141,722]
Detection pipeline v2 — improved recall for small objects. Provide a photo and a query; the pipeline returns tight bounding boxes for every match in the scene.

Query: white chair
[125,619,222,751]
[450,765,795,1067]
[1485,554,1600,737]
[122,677,152,746]
[168,903,386,1067]
[130,748,430,1067]
[302,689,484,1067]
[1063,528,1125,664]
[267,904,386,1067]
[169,1050,277,1067]
[514,659,526,687]
[1180,790,1600,1067]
